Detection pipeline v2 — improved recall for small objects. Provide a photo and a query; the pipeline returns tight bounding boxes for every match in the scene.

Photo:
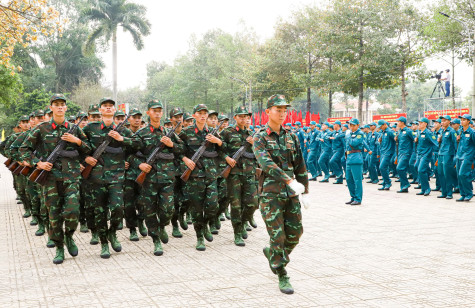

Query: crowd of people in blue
[250,114,475,205]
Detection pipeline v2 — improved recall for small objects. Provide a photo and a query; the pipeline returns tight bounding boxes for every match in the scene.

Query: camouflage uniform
[220,107,258,245]
[252,95,308,294]
[82,119,136,246]
[179,105,224,249]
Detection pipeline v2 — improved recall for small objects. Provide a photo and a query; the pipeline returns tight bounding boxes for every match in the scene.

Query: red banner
[327,116,352,124]
[423,108,469,120]
[372,113,407,122]
[117,103,126,113]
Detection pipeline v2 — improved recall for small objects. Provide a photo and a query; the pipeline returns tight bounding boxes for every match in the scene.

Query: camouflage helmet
[76,111,88,119]
[100,97,116,106]
[148,99,163,109]
[19,115,30,122]
[183,112,193,121]
[267,94,290,109]
[34,109,45,117]
[88,104,101,115]
[129,108,142,116]
[114,110,126,117]
[193,104,208,113]
[208,109,218,117]
[169,107,183,118]
[44,106,53,114]
[68,115,76,122]
[218,113,229,121]
[50,93,67,104]
[234,106,251,116]
[164,117,172,124]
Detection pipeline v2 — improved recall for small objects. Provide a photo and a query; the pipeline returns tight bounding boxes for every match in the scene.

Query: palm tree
[82,0,151,100]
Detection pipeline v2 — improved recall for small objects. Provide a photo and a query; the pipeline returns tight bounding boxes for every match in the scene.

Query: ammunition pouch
[104,146,123,154]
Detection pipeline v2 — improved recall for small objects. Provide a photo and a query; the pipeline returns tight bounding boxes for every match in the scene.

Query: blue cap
[419,117,430,124]
[458,114,472,121]
[343,124,349,128]
[250,125,254,129]
[451,118,461,124]
[397,116,407,124]
[369,122,377,126]
[295,121,301,126]
[349,118,360,125]
[377,119,387,127]
[334,120,341,125]
[316,124,322,128]
[439,115,451,120]
[433,118,441,123]
[328,124,334,129]
[323,121,329,126]
[310,121,316,125]
[285,123,291,126]
[362,124,369,128]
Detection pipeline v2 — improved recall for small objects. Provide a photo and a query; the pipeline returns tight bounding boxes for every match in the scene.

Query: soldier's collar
[100,120,116,130]
[193,123,209,134]
[50,119,69,130]
[149,124,163,132]
[265,124,285,136]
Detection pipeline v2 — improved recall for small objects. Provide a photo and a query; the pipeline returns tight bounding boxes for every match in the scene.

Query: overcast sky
[97,0,473,100]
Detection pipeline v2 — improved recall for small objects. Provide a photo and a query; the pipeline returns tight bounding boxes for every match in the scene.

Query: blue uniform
[307,129,321,178]
[438,126,458,198]
[396,126,414,190]
[409,129,418,183]
[416,128,439,194]
[379,127,396,188]
[330,129,345,181]
[318,129,333,180]
[366,130,379,183]
[345,129,365,203]
[456,126,475,200]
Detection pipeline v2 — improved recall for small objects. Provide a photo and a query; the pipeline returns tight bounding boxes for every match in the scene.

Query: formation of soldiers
[0,93,309,295]
[284,114,475,204]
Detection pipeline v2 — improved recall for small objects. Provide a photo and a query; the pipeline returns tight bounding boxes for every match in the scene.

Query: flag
[305,112,310,125]
[298,111,302,123]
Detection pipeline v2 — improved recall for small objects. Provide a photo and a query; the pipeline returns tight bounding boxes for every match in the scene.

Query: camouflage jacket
[124,128,143,182]
[19,119,91,183]
[82,120,137,184]
[220,125,257,175]
[252,124,308,196]
[132,124,184,183]
[1,132,21,159]
[179,123,225,179]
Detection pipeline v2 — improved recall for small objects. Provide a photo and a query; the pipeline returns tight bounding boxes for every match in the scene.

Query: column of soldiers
[298,114,475,204]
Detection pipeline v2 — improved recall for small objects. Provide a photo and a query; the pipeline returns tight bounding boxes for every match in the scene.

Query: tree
[82,0,151,100]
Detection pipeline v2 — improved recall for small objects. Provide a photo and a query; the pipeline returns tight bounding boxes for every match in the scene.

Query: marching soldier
[414,118,439,196]
[344,118,364,205]
[456,114,475,201]
[395,117,414,193]
[437,115,458,199]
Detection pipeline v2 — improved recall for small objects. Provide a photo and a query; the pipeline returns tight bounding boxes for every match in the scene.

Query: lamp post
[439,12,475,116]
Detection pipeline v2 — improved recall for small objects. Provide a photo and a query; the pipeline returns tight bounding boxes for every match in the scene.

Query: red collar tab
[150,126,154,132]
[236,126,240,132]
[266,127,271,135]
[195,127,198,134]
[64,122,69,128]
[101,123,104,130]
[52,122,57,130]
[113,124,117,129]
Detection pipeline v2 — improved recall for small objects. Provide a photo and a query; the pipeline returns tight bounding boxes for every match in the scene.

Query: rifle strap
[104,146,123,154]
[202,151,218,158]
[242,151,256,159]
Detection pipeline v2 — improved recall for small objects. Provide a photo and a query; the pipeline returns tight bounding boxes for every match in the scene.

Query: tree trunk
[307,52,312,118]
[358,69,364,121]
[401,61,407,113]
[112,30,118,100]
[328,57,333,119]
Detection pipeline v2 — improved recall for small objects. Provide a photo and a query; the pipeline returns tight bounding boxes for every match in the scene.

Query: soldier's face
[89,114,101,122]
[34,116,44,126]
[222,120,229,128]
[461,118,470,127]
[349,124,358,132]
[100,102,115,116]
[193,110,208,125]
[234,114,249,128]
[130,115,142,128]
[44,114,51,121]
[147,107,163,123]
[266,106,287,125]
[51,100,67,117]
[114,115,126,125]
[207,115,218,127]
[441,119,450,128]
[434,122,441,129]
[309,125,315,129]
[419,122,427,130]
[79,119,88,128]
[20,120,30,131]
[184,119,193,127]
[452,123,460,130]
[397,121,405,129]
[171,115,183,125]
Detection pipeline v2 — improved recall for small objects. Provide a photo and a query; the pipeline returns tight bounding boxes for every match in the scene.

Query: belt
[202,151,218,158]
[346,150,362,155]
[104,146,123,154]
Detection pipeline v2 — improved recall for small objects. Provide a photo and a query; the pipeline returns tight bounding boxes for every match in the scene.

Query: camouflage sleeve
[10,133,28,162]
[121,128,139,150]
[171,133,184,155]
[252,133,292,184]
[76,127,92,156]
[19,128,41,166]
[292,133,309,192]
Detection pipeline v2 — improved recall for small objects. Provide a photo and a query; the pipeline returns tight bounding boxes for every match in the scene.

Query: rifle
[180,121,224,183]
[29,116,86,186]
[12,163,24,175]
[4,157,12,166]
[81,115,131,179]
[135,121,182,185]
[221,128,259,179]
[8,161,19,172]
[19,151,40,176]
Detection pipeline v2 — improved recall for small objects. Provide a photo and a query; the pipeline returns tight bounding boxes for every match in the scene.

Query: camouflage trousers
[259,194,303,271]
[78,181,87,225]
[39,186,50,233]
[26,180,41,220]
[227,174,258,234]
[43,179,80,247]
[15,175,31,213]
[137,180,174,241]
[216,177,228,217]
[123,179,144,230]
[171,176,185,227]
[184,177,218,239]
[91,183,124,244]
[82,180,97,233]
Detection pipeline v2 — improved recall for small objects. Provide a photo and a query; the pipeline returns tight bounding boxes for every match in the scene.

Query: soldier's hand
[37,161,53,171]
[329,137,335,140]
[85,156,97,166]
[139,163,152,173]
[108,130,124,142]
[125,161,130,170]
[457,135,460,141]
[22,161,32,167]
[394,136,398,141]
[183,157,195,170]
[246,136,254,145]
[206,134,222,145]
[320,139,324,142]
[369,151,373,155]
[62,133,81,145]
[438,137,441,142]
[414,137,418,143]
[225,157,236,168]
[160,136,173,147]
[80,164,85,172]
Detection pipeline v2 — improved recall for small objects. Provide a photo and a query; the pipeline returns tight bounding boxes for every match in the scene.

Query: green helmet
[50,93,67,104]
[183,112,193,121]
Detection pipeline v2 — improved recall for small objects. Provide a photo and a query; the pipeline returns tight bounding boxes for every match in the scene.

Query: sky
[97,0,473,100]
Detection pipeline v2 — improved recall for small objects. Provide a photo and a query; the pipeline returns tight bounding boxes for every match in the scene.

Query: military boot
[172,225,183,238]
[159,228,169,244]
[30,216,38,226]
[178,214,188,230]
[241,225,248,239]
[196,237,206,251]
[53,246,65,264]
[100,243,110,259]
[234,233,245,247]
[249,217,257,228]
[80,223,89,233]
[108,231,122,252]
[224,208,231,220]
[117,220,123,230]
[278,272,294,294]
[203,225,213,242]
[263,247,277,274]
[138,220,148,237]
[153,239,163,256]
[245,221,252,232]
[23,209,31,218]
[46,236,55,248]
[186,212,192,225]
[35,223,45,236]
[219,213,226,221]
[129,228,139,242]
[90,232,99,245]
[64,235,78,257]
[209,221,218,235]
[215,216,221,230]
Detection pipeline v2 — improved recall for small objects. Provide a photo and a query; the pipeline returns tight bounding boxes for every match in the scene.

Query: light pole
[439,12,475,116]
[230,77,251,111]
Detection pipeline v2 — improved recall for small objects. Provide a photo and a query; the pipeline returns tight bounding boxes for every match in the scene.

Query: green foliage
[0,67,23,108]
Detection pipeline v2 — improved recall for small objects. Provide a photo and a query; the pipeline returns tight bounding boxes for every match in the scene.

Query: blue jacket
[456,126,475,160]
[346,128,365,165]
[438,126,457,156]
[332,129,346,154]
[320,129,333,153]
[379,127,396,156]
[397,126,414,156]
[417,128,439,158]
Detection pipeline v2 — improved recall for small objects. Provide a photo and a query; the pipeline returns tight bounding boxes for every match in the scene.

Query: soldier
[437,115,457,199]
[456,114,475,201]
[74,112,89,233]
[114,110,126,125]
[164,117,172,129]
[133,100,183,255]
[82,98,136,259]
[253,94,308,294]
[414,118,439,196]
[19,94,91,264]
[123,108,148,241]
[377,120,396,190]
[220,106,258,246]
[432,119,443,191]
[366,122,379,184]
[395,117,414,193]
[344,118,364,205]
[329,120,345,184]
[183,112,194,127]
[409,122,419,185]
[179,104,223,251]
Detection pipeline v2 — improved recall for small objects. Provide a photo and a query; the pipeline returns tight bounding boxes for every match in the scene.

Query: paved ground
[1,160,474,307]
